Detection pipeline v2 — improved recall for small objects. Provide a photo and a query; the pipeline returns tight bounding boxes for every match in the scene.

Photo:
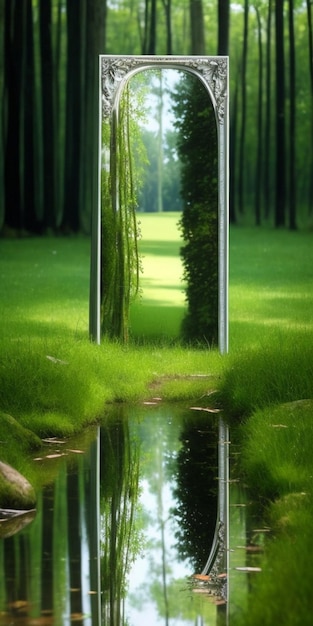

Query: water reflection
[101,403,228,625]
[0,406,231,625]
[0,428,101,625]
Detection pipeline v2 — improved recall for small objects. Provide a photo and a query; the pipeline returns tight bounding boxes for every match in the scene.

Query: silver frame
[90,55,229,353]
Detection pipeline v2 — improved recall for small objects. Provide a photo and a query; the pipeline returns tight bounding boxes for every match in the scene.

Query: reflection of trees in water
[100,407,141,625]
[0,431,100,623]
[172,412,218,572]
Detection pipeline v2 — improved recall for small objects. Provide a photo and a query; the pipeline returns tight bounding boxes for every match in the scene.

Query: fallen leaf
[235,567,262,572]
[42,438,66,444]
[66,449,85,454]
[46,355,68,365]
[190,407,221,413]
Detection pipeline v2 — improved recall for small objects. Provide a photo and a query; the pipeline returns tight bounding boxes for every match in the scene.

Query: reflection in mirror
[90,56,228,352]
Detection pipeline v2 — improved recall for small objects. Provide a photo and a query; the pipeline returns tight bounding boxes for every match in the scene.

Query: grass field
[130,212,186,340]
[1,214,313,434]
[132,214,313,347]
[1,214,313,623]
[2,214,313,347]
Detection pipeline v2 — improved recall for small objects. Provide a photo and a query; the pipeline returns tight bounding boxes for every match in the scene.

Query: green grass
[1,220,313,436]
[2,217,313,622]
[232,399,313,626]
[130,212,186,341]
[229,225,313,346]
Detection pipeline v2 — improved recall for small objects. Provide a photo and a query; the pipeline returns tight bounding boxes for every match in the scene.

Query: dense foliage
[173,73,218,344]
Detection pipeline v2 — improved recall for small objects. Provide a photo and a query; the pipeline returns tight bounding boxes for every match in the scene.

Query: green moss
[0,412,41,460]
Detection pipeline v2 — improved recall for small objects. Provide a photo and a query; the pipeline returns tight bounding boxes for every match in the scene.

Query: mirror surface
[126,69,218,344]
[91,56,228,351]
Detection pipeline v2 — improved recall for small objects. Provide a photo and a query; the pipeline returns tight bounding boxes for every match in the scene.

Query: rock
[0,412,42,453]
[0,508,36,538]
[0,461,36,510]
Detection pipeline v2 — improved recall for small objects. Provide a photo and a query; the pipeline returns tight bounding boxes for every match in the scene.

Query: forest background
[0,0,312,236]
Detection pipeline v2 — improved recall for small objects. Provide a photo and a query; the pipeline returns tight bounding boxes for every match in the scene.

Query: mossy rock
[0,411,42,457]
[0,461,36,509]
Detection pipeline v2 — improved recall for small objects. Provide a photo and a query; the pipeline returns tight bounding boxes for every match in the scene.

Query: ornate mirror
[90,55,229,353]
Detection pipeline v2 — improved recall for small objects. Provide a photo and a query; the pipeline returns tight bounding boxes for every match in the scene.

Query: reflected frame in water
[90,55,229,352]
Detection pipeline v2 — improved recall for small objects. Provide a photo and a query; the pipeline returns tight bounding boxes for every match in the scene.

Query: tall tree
[82,0,106,233]
[254,3,263,225]
[23,0,38,232]
[189,0,205,54]
[162,0,172,54]
[238,0,249,214]
[155,72,164,212]
[39,0,56,231]
[143,0,157,54]
[306,0,313,213]
[307,0,313,93]
[3,0,24,231]
[62,0,83,232]
[275,0,286,227]
[264,0,273,220]
[288,0,297,229]
[217,0,230,55]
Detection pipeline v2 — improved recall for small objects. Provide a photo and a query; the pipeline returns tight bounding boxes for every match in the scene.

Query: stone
[0,461,36,510]
[0,508,36,538]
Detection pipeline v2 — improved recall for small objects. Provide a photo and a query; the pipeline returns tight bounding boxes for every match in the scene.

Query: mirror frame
[90,55,229,353]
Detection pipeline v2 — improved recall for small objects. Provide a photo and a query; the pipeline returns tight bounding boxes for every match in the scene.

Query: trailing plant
[101,81,148,342]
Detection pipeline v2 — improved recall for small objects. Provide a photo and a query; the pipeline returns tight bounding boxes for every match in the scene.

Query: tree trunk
[217,0,229,55]
[288,0,297,230]
[307,0,313,94]
[238,0,249,215]
[39,0,56,231]
[23,0,38,232]
[62,0,83,232]
[275,0,286,227]
[148,0,157,54]
[162,0,172,54]
[254,5,263,226]
[264,0,273,220]
[156,72,164,212]
[189,0,205,55]
[3,0,23,231]
[83,0,106,234]
[306,0,313,214]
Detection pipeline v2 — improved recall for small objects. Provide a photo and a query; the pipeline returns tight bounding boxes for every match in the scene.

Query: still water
[0,404,262,625]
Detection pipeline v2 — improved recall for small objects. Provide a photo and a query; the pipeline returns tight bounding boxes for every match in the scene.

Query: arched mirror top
[100,55,228,125]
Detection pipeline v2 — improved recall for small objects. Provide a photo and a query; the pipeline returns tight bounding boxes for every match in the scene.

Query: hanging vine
[101,79,147,342]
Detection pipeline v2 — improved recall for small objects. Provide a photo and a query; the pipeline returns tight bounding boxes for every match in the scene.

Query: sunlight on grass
[130,212,186,338]
[2,220,313,428]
